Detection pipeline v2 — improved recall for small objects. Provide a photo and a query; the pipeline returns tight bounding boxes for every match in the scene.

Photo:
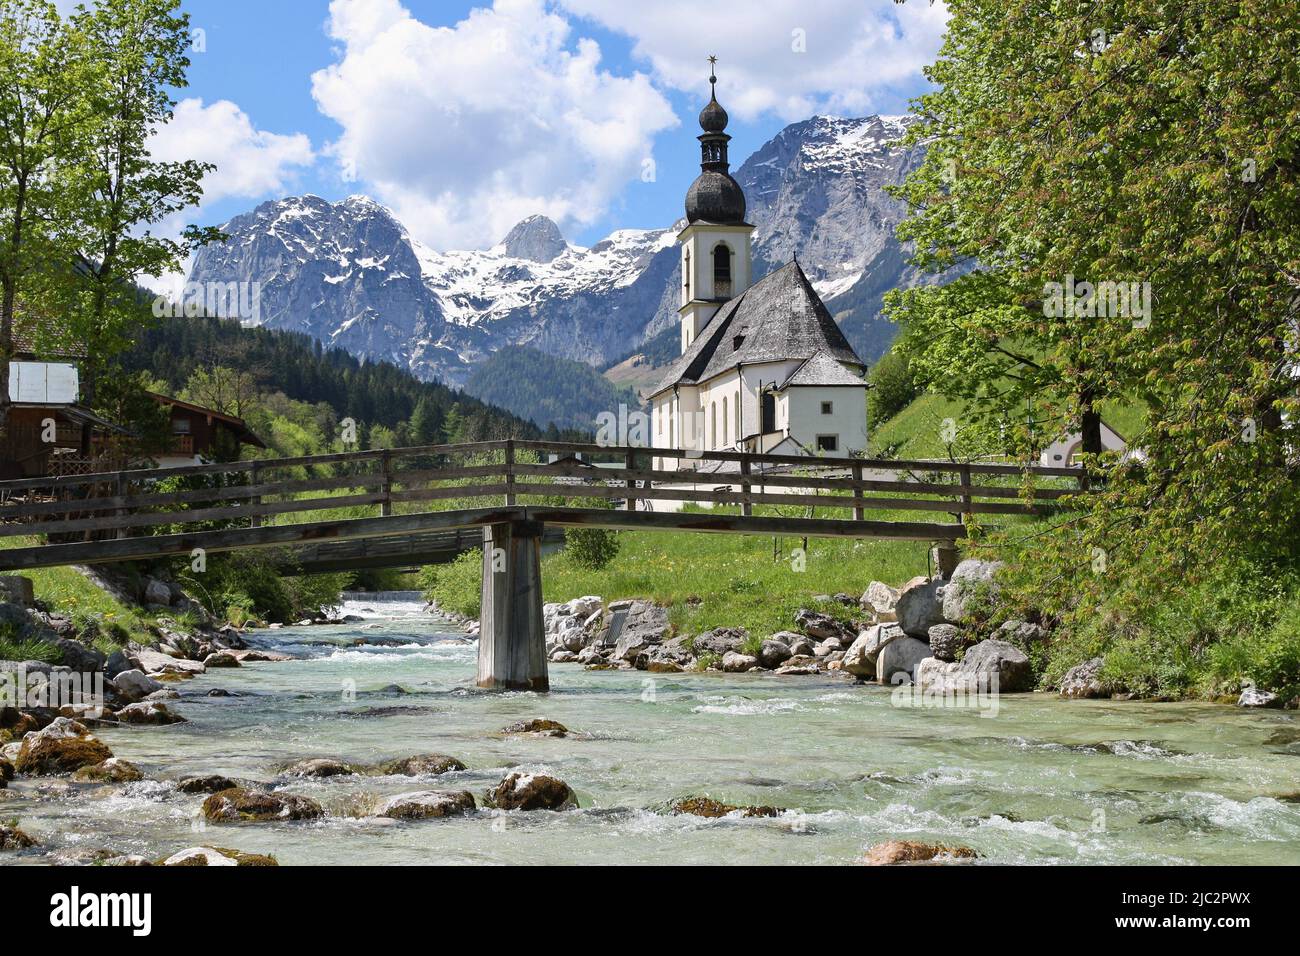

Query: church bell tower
[678,57,754,354]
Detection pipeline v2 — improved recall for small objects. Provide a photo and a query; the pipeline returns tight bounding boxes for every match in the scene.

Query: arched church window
[722,396,729,446]
[713,244,732,298]
[683,249,691,299]
[710,402,717,448]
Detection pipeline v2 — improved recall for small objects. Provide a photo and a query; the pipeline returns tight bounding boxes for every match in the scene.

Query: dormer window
[733,334,745,350]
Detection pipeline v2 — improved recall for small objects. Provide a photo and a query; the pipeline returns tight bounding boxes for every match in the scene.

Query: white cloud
[556,0,949,121]
[149,98,316,205]
[310,0,678,250]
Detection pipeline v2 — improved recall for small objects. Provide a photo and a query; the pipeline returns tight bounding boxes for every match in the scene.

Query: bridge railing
[0,438,1087,543]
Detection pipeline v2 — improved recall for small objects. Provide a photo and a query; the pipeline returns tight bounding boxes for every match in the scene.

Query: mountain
[463,345,640,431]
[186,113,940,421]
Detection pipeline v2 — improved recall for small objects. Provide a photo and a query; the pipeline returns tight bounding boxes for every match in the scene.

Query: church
[649,65,869,468]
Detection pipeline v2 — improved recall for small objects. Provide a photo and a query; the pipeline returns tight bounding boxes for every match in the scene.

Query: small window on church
[816,434,838,453]
[683,250,691,299]
[821,401,833,415]
[713,244,731,299]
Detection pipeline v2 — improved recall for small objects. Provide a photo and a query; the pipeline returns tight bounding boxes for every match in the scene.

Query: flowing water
[3,594,1299,865]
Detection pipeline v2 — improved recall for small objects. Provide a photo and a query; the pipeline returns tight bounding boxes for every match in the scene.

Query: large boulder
[862,581,899,614]
[877,636,934,684]
[114,701,186,726]
[841,623,904,679]
[610,601,671,662]
[111,669,164,702]
[484,772,577,811]
[133,648,205,677]
[201,787,324,823]
[1238,685,1281,708]
[721,651,759,673]
[54,639,105,674]
[692,627,748,657]
[916,639,1034,694]
[381,754,466,776]
[1058,657,1111,699]
[0,576,35,606]
[501,718,567,737]
[862,840,978,865]
[281,758,354,778]
[941,559,1004,623]
[758,638,793,670]
[377,789,476,820]
[15,717,113,775]
[143,578,173,607]
[0,823,38,851]
[72,757,144,783]
[895,577,946,638]
[104,651,133,681]
[998,619,1050,649]
[927,624,967,662]
[202,652,241,669]
[794,609,849,640]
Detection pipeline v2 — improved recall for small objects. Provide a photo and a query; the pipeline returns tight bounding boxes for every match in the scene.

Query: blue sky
[154,0,947,251]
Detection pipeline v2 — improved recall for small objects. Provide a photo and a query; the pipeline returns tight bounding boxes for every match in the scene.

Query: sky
[129,0,949,257]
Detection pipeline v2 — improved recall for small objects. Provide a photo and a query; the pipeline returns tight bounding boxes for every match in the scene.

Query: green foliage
[563,527,620,570]
[185,551,346,625]
[418,549,483,619]
[867,349,920,430]
[0,630,58,664]
[464,345,641,432]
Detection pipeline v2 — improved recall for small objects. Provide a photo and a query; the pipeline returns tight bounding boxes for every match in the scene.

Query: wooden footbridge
[0,439,1082,691]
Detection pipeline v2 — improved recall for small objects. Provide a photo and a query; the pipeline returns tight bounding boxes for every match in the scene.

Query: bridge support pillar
[476,519,548,692]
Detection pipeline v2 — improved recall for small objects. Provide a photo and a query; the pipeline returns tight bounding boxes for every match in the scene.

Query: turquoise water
[3,597,1298,865]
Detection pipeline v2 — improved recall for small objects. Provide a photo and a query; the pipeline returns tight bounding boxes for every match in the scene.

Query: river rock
[670,796,780,818]
[927,624,966,662]
[916,639,1033,694]
[133,648,205,677]
[692,627,748,657]
[72,757,144,783]
[862,581,899,613]
[877,636,934,684]
[842,623,904,679]
[485,772,577,811]
[0,756,13,781]
[646,660,683,673]
[862,840,978,865]
[114,701,186,726]
[722,651,759,673]
[998,619,1049,648]
[143,579,173,607]
[501,718,567,737]
[941,559,1004,623]
[112,669,164,702]
[201,787,325,823]
[177,774,239,794]
[229,649,293,663]
[54,638,105,674]
[378,789,476,820]
[896,577,946,638]
[0,823,38,851]
[607,600,670,661]
[758,639,793,669]
[1238,685,1280,708]
[104,650,132,680]
[549,649,577,663]
[202,652,240,668]
[813,637,842,657]
[1058,657,1110,699]
[382,754,466,776]
[160,846,278,866]
[795,608,848,640]
[0,575,34,606]
[15,717,113,775]
[282,758,355,778]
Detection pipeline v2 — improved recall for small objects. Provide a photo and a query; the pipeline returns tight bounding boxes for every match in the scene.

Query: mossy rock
[159,846,278,866]
[862,840,979,865]
[72,758,144,783]
[16,733,113,776]
[500,718,568,737]
[201,787,324,823]
[379,754,467,776]
[670,796,781,819]
[483,772,577,811]
[0,824,37,851]
[176,774,239,794]
[376,790,476,820]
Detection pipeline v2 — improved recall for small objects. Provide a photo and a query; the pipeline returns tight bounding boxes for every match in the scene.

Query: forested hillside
[464,345,641,431]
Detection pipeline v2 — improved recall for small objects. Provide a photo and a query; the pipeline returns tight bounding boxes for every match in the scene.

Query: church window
[821,400,834,415]
[816,434,838,453]
[713,244,732,298]
[710,402,717,448]
[722,396,729,446]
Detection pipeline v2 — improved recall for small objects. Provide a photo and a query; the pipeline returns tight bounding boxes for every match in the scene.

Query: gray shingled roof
[651,260,863,395]
[779,349,867,388]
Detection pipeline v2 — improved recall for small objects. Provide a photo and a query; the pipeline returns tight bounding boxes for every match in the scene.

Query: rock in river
[670,796,780,818]
[501,718,568,738]
[485,772,577,811]
[114,701,186,726]
[73,757,144,783]
[381,754,466,776]
[915,639,1033,694]
[160,846,278,866]
[177,774,239,794]
[282,758,355,778]
[377,789,477,820]
[722,651,759,673]
[15,717,113,775]
[862,840,978,865]
[201,787,325,823]
[1,823,38,851]
[111,669,165,702]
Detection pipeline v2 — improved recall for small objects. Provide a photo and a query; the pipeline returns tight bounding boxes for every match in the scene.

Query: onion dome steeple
[685,56,747,225]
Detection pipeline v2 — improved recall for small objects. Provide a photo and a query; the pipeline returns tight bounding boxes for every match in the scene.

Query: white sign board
[8,362,79,404]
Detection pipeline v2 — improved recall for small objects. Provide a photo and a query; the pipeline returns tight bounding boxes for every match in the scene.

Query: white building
[648,65,868,469]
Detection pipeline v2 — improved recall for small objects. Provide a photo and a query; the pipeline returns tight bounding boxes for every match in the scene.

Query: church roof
[651,260,863,395]
[778,349,867,388]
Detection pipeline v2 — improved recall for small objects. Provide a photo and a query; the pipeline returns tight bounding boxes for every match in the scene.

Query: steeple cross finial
[708,55,718,85]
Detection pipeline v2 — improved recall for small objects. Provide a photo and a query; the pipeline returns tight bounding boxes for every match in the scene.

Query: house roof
[651,260,863,395]
[12,306,87,359]
[778,349,868,389]
[147,393,267,449]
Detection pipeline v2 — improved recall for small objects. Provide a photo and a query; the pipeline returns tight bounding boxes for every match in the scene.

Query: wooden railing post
[959,462,973,516]
[504,440,516,507]
[625,448,637,511]
[114,473,127,540]
[249,462,262,528]
[852,461,865,521]
[380,450,393,516]
[739,454,752,516]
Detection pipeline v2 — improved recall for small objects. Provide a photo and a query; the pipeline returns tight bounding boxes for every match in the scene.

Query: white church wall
[784,385,867,456]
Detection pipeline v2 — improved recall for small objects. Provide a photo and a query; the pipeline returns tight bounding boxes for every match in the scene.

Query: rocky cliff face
[186,113,933,388]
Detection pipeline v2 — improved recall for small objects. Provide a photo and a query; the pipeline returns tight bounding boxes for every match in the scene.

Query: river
[4,594,1298,865]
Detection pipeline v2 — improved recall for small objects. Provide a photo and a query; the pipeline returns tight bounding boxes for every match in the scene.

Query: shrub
[564,527,620,570]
